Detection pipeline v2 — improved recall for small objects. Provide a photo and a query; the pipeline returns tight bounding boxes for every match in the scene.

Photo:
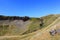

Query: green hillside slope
[22,14,60,34]
[0,14,60,36]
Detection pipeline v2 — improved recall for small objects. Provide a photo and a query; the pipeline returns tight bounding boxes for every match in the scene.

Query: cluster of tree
[0,15,30,21]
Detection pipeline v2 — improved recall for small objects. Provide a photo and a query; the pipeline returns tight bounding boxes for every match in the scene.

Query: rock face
[0,20,32,35]
[10,20,32,34]
[0,15,31,35]
[0,18,31,33]
[49,29,57,36]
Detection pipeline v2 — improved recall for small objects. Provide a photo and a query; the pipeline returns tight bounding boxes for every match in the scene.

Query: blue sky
[0,0,60,17]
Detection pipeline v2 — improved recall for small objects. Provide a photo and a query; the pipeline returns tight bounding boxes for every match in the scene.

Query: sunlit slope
[30,17,60,40]
[1,14,60,40]
[0,14,60,36]
[23,14,60,34]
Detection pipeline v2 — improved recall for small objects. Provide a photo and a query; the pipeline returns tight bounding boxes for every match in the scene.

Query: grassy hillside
[0,14,60,40]
[0,14,60,36]
[1,16,60,40]
[0,25,9,36]
[22,14,60,34]
[30,18,60,40]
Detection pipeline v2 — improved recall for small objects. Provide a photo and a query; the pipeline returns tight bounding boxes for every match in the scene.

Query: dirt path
[30,17,60,40]
[0,36,22,39]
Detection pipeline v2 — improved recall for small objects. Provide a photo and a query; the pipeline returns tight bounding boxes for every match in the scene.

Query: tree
[23,16,30,22]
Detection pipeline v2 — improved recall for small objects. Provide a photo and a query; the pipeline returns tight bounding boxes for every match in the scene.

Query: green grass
[0,14,60,36]
[0,14,60,40]
[22,14,60,34]
[0,25,9,36]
